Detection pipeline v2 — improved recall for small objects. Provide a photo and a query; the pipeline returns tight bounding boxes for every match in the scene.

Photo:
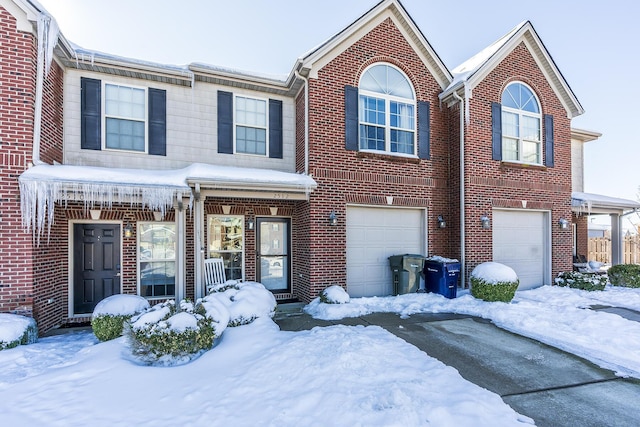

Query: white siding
[571,140,584,192]
[62,70,296,172]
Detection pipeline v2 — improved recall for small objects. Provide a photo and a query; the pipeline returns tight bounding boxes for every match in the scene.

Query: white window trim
[501,82,542,165]
[233,94,269,157]
[102,81,149,154]
[358,64,417,156]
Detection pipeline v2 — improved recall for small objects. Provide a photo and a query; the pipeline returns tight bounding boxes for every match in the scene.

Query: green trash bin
[388,254,425,295]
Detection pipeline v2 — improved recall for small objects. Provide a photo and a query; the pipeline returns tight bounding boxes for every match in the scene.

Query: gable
[300,0,451,89]
[442,21,583,119]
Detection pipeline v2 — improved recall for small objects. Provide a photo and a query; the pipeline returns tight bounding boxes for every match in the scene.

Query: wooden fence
[588,235,640,264]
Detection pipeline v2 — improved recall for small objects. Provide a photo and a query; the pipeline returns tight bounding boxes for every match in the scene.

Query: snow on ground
[2,285,640,426]
[306,285,640,378]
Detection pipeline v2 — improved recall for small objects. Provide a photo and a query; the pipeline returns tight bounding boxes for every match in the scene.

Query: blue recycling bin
[423,258,460,299]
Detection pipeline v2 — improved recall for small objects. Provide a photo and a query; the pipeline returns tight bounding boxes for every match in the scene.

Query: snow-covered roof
[19,163,316,238]
[440,20,584,120]
[572,192,640,214]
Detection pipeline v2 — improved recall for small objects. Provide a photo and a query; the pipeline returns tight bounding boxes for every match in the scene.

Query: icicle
[37,13,59,76]
[19,179,192,243]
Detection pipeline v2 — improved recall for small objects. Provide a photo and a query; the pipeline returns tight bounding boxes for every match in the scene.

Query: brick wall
[0,6,36,318]
[573,213,589,259]
[303,17,453,300]
[461,42,573,281]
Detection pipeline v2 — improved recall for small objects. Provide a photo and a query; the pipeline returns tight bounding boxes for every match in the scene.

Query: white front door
[346,206,425,297]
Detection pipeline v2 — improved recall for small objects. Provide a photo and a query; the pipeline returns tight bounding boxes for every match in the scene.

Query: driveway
[275,307,640,427]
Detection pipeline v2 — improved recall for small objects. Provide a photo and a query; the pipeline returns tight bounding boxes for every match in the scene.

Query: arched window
[501,82,542,164]
[358,64,416,155]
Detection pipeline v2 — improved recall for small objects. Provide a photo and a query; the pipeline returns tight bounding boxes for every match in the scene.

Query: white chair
[204,258,227,294]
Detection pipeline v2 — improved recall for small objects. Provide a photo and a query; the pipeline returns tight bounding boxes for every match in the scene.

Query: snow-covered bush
[205,281,276,327]
[0,313,38,350]
[319,285,350,304]
[125,299,229,366]
[470,262,519,302]
[555,271,607,291]
[91,294,150,341]
[607,264,640,288]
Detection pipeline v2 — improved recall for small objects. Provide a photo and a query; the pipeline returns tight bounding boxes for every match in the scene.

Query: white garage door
[493,209,549,290]
[346,206,425,297]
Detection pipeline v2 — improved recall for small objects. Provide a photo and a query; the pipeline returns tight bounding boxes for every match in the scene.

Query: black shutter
[217,91,233,154]
[345,85,358,151]
[417,101,430,160]
[80,77,101,150]
[544,114,554,167]
[269,99,283,159]
[148,88,166,156]
[491,102,502,161]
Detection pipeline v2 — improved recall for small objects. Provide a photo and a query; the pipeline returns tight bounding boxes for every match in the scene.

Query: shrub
[205,281,276,327]
[125,299,228,366]
[92,294,150,342]
[0,314,38,350]
[470,262,519,302]
[319,285,350,304]
[607,264,640,288]
[554,271,607,291]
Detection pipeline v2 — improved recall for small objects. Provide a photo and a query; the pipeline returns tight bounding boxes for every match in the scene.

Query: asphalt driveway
[275,306,640,427]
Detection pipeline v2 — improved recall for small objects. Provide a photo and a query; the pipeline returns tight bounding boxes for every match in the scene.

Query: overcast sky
[37,0,640,205]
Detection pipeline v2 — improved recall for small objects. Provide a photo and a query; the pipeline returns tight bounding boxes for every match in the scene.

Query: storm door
[257,218,290,293]
[73,223,121,314]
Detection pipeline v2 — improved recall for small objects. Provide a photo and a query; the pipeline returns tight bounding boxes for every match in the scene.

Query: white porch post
[194,192,205,300]
[610,213,622,265]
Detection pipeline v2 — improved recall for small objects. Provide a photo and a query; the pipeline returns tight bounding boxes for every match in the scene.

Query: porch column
[194,195,205,300]
[176,200,186,302]
[610,213,622,265]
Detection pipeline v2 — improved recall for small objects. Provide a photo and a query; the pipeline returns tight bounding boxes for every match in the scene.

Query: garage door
[492,209,549,290]
[346,206,425,297]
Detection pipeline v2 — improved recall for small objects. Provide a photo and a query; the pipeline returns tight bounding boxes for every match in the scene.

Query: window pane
[390,129,414,154]
[105,84,145,119]
[359,124,385,150]
[106,118,145,151]
[502,82,539,113]
[360,64,414,99]
[502,137,519,161]
[390,101,414,130]
[236,96,266,127]
[360,95,385,125]
[501,111,519,137]
[236,126,266,155]
[522,140,540,164]
[522,116,540,141]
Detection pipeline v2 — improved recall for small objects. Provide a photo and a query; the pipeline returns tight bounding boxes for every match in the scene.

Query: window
[104,83,147,152]
[81,78,166,155]
[235,96,267,155]
[358,64,415,155]
[208,215,244,280]
[501,82,541,164]
[138,223,176,299]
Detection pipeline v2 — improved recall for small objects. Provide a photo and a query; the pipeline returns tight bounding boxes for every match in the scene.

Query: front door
[73,223,121,315]
[257,218,290,293]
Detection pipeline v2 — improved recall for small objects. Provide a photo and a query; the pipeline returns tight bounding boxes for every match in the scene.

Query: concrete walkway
[275,305,640,427]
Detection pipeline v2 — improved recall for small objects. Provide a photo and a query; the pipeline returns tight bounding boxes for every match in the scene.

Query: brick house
[2,0,627,334]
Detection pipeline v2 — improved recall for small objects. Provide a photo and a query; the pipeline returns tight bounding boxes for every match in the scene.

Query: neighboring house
[0,0,624,333]
[570,129,640,263]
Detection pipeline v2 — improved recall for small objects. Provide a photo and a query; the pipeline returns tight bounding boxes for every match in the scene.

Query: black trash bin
[423,257,460,299]
[388,254,425,295]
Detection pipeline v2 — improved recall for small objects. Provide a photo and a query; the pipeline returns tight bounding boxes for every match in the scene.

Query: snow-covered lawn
[1,285,639,426]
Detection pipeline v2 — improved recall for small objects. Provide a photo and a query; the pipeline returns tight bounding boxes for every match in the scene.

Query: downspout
[451,90,466,287]
[294,70,309,175]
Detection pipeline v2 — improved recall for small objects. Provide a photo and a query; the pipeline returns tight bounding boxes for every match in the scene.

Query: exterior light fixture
[558,218,569,229]
[480,215,490,229]
[247,217,255,230]
[329,210,338,226]
[123,223,134,238]
[437,215,446,229]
